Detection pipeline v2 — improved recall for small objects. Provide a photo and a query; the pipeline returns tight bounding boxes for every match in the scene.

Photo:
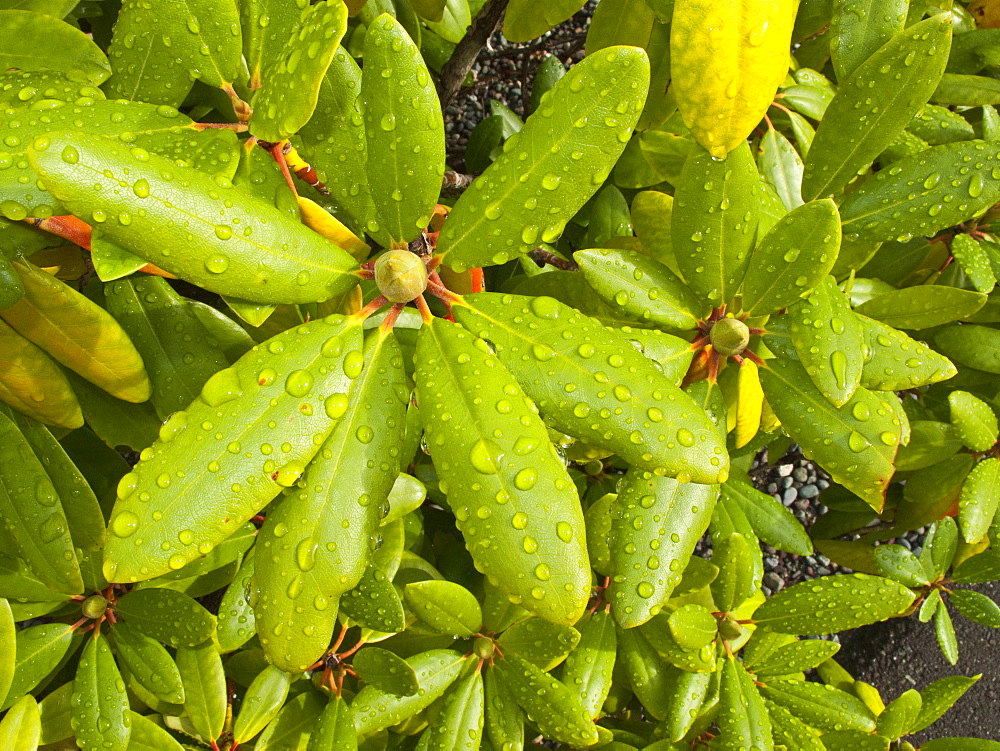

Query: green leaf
[786,275,865,407]
[0,411,81,594]
[616,625,673,721]
[950,588,1000,627]
[383,473,426,526]
[123,0,242,92]
[753,573,916,634]
[760,678,876,732]
[949,390,998,451]
[109,621,184,705]
[250,0,347,143]
[718,656,771,750]
[920,740,1000,751]
[745,639,841,676]
[176,640,226,744]
[740,199,841,317]
[934,322,1000,372]
[418,670,483,749]
[62,369,160,452]
[494,653,599,746]
[104,275,230,420]
[113,588,216,647]
[874,544,930,586]
[503,0,586,42]
[3,624,74,711]
[424,0,470,43]
[818,729,890,750]
[453,293,728,485]
[436,47,649,272]
[530,54,567,114]
[340,563,405,632]
[0,694,39,751]
[559,610,616,719]
[608,468,718,627]
[875,688,921,739]
[352,647,419,696]
[933,73,1000,106]
[217,549,257,653]
[765,698,827,751]
[0,599,13,707]
[829,0,907,79]
[721,473,813,556]
[859,315,956,391]
[103,316,364,583]
[351,649,466,735]
[498,617,580,671]
[359,14,443,243]
[575,248,706,330]
[896,421,963,472]
[840,141,1000,244]
[255,327,405,671]
[639,611,716,673]
[620,326,696,386]
[951,234,997,293]
[671,142,759,305]
[0,69,104,111]
[710,532,757,613]
[414,316,591,626]
[29,133,360,305]
[920,589,942,622]
[668,604,718,651]
[241,0,305,89]
[911,675,980,733]
[306,694,357,751]
[759,357,900,511]
[187,300,255,364]
[405,580,482,637]
[294,47,382,244]
[959,458,1000,545]
[934,601,959,664]
[233,665,293,745]
[255,690,325,750]
[0,100,198,221]
[483,667,525,749]
[0,404,104,553]
[921,518,959,582]
[759,128,805,211]
[801,15,952,201]
[124,711,186,751]
[72,634,131,751]
[0,9,110,83]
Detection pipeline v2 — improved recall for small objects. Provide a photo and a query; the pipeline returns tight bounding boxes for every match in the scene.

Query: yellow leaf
[0,261,151,403]
[671,0,796,158]
[735,359,764,448]
[0,319,83,429]
[969,0,1000,27]
[297,196,371,261]
[759,392,781,433]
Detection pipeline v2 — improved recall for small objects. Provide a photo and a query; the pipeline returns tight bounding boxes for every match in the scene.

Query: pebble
[783,487,798,505]
[799,484,819,499]
[793,467,809,482]
[763,572,785,591]
[778,464,794,477]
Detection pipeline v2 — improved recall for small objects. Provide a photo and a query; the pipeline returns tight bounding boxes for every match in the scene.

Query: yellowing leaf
[671,0,796,158]
[0,261,151,403]
[735,359,764,448]
[297,196,370,261]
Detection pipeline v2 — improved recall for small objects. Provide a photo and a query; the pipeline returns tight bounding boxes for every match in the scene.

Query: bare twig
[437,0,511,109]
[527,248,577,271]
[441,170,477,197]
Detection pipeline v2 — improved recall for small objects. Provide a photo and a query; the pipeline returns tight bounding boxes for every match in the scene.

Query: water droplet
[677,429,695,447]
[511,512,528,530]
[514,468,538,490]
[848,431,870,452]
[111,511,140,538]
[285,369,314,397]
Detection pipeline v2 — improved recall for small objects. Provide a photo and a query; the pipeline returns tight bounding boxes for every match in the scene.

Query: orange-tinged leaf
[0,319,82,429]
[0,261,151,403]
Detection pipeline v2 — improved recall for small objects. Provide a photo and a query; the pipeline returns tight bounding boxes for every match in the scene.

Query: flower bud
[710,317,750,356]
[81,594,108,619]
[374,250,428,303]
